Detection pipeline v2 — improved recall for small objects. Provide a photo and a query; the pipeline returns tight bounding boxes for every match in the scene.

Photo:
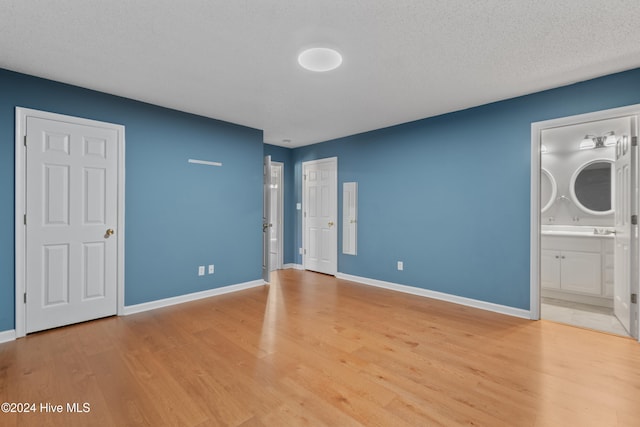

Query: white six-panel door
[25,115,119,333]
[614,121,636,335]
[303,158,337,275]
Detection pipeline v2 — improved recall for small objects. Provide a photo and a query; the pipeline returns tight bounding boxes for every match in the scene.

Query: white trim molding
[283,263,304,270]
[336,273,531,319]
[122,280,265,316]
[0,329,16,344]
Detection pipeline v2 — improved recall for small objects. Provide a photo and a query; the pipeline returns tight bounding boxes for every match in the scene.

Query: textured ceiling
[1,1,640,147]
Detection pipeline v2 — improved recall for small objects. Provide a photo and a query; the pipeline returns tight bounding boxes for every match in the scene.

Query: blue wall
[0,69,264,331]
[3,67,640,332]
[292,68,640,310]
[263,144,295,264]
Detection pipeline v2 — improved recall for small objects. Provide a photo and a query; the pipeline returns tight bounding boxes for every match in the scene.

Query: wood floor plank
[1,269,640,426]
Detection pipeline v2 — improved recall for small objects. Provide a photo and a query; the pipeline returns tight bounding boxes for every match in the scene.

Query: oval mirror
[570,159,613,215]
[540,168,556,213]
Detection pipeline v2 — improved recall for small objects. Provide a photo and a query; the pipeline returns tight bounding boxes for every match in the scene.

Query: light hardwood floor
[1,269,640,426]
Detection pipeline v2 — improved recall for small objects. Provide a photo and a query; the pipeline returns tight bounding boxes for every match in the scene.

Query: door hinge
[23,293,26,304]
[632,136,638,147]
[304,249,306,255]
[632,215,638,225]
[23,135,27,146]
[303,174,306,180]
[303,212,307,218]
[23,214,26,225]
[632,293,638,304]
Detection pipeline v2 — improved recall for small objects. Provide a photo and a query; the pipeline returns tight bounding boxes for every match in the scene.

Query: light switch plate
[208,264,214,274]
[296,203,301,210]
[198,266,205,276]
[397,261,403,271]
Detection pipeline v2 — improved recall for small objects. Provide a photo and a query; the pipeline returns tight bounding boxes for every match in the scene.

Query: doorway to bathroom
[531,105,640,340]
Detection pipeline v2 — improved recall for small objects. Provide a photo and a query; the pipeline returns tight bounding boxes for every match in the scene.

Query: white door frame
[271,161,284,271]
[530,104,640,341]
[14,107,126,338]
[302,157,338,275]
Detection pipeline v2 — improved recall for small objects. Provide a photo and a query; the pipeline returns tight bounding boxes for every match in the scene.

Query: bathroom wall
[540,115,632,227]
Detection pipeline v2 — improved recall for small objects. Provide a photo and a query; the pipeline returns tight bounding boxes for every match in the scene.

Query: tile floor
[541,297,630,336]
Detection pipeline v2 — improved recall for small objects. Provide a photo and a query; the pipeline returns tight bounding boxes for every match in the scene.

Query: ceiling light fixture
[298,48,342,72]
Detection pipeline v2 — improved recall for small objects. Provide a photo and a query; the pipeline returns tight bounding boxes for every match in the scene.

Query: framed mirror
[540,168,557,213]
[569,159,614,215]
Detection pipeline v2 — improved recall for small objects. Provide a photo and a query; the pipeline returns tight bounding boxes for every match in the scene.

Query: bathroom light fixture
[579,137,596,150]
[604,132,617,146]
[579,131,616,150]
[298,47,342,72]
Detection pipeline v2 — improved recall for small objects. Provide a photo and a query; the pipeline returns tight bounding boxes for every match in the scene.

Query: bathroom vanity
[541,227,614,307]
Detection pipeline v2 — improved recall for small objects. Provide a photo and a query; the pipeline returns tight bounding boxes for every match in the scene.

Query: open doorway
[262,157,284,282]
[269,162,283,272]
[531,106,640,340]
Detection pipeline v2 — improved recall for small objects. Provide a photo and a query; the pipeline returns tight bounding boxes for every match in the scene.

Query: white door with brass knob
[302,157,337,275]
[22,110,121,334]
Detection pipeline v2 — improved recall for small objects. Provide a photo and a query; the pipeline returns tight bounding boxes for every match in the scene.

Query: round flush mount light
[298,48,342,72]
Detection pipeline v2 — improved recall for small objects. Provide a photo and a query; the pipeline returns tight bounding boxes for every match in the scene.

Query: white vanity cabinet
[541,235,614,302]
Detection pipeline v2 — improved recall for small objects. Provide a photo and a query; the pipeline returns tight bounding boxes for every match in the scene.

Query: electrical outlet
[397,261,403,271]
[208,264,214,274]
[198,266,205,276]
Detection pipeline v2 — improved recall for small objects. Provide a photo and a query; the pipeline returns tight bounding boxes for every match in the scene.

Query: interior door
[303,158,337,275]
[26,116,118,333]
[269,162,283,271]
[262,155,272,282]
[614,121,637,335]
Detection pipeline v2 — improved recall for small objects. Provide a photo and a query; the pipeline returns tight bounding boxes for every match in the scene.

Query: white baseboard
[122,279,266,316]
[283,263,304,270]
[336,273,531,319]
[0,329,16,344]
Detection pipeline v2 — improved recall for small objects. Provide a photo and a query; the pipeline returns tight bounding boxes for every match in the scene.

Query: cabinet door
[560,251,602,295]
[541,250,561,289]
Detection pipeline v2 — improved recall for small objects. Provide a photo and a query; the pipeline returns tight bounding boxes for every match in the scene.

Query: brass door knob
[328,221,334,227]
[106,228,114,236]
